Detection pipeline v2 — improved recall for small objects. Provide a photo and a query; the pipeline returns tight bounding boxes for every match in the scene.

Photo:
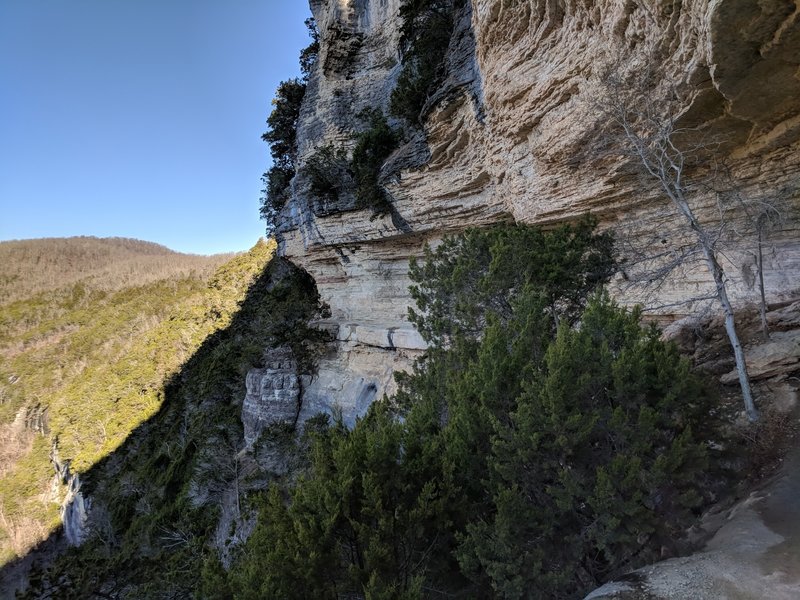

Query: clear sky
[0,1,312,255]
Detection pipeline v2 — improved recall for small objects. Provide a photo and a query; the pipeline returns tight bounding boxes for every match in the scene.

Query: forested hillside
[0,237,232,305]
[0,238,272,567]
[1,235,329,598]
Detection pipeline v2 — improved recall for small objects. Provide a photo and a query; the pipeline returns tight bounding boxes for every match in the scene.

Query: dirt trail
[587,447,800,599]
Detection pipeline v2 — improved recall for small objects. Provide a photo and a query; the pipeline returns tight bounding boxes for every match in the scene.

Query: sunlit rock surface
[276,0,800,421]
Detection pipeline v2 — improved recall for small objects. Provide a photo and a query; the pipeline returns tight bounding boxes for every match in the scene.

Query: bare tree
[723,183,788,341]
[594,69,761,422]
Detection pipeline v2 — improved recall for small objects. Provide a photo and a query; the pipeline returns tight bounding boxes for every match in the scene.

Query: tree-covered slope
[5,224,773,600]
[0,239,273,566]
[0,236,233,305]
[3,240,329,599]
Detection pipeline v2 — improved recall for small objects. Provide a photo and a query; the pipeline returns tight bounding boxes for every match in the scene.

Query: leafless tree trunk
[757,214,770,340]
[721,175,787,342]
[749,202,786,341]
[596,71,759,422]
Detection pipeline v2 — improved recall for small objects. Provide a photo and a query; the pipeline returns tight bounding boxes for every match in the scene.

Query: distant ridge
[0,236,236,305]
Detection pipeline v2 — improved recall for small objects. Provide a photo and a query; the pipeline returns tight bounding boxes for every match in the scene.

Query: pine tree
[459,292,715,598]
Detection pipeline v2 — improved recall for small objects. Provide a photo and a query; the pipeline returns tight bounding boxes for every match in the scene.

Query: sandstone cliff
[260,0,800,425]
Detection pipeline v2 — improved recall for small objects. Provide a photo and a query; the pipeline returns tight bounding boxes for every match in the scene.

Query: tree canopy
[260,78,307,228]
[408,218,615,344]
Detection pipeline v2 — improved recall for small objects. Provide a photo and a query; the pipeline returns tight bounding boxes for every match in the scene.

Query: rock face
[50,445,90,547]
[275,0,800,421]
[721,329,800,384]
[241,346,301,446]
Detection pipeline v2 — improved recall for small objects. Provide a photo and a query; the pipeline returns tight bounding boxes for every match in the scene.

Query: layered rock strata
[273,0,800,420]
[241,346,301,446]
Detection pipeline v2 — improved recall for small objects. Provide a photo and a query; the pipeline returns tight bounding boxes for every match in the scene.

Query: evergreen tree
[260,78,307,229]
[350,109,402,213]
[407,218,615,346]
[231,404,462,598]
[390,0,460,125]
[401,219,616,535]
[458,292,715,598]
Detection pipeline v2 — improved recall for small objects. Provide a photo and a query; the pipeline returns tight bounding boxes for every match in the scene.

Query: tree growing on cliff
[351,109,402,213]
[259,17,319,234]
[303,109,403,219]
[259,78,306,231]
[594,69,761,422]
[299,17,319,80]
[390,0,460,125]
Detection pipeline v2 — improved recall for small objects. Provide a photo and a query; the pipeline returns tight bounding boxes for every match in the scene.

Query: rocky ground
[588,301,800,599]
[587,446,800,599]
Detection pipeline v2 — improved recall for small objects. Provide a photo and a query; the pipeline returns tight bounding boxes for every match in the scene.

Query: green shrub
[390,0,460,125]
[350,109,401,214]
[456,292,715,597]
[407,217,616,345]
[229,403,456,598]
[304,111,402,217]
[304,143,352,206]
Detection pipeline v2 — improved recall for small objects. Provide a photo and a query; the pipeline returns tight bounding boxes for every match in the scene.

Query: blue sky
[0,1,312,255]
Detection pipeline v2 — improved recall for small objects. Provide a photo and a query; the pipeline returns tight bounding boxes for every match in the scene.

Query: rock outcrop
[275,0,800,421]
[241,346,301,446]
[721,329,800,384]
[50,445,90,547]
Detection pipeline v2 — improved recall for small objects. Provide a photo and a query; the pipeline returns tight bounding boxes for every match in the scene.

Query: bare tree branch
[587,57,779,422]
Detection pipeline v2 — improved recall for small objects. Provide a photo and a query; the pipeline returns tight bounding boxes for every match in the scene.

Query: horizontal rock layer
[241,346,300,446]
[275,0,800,418]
